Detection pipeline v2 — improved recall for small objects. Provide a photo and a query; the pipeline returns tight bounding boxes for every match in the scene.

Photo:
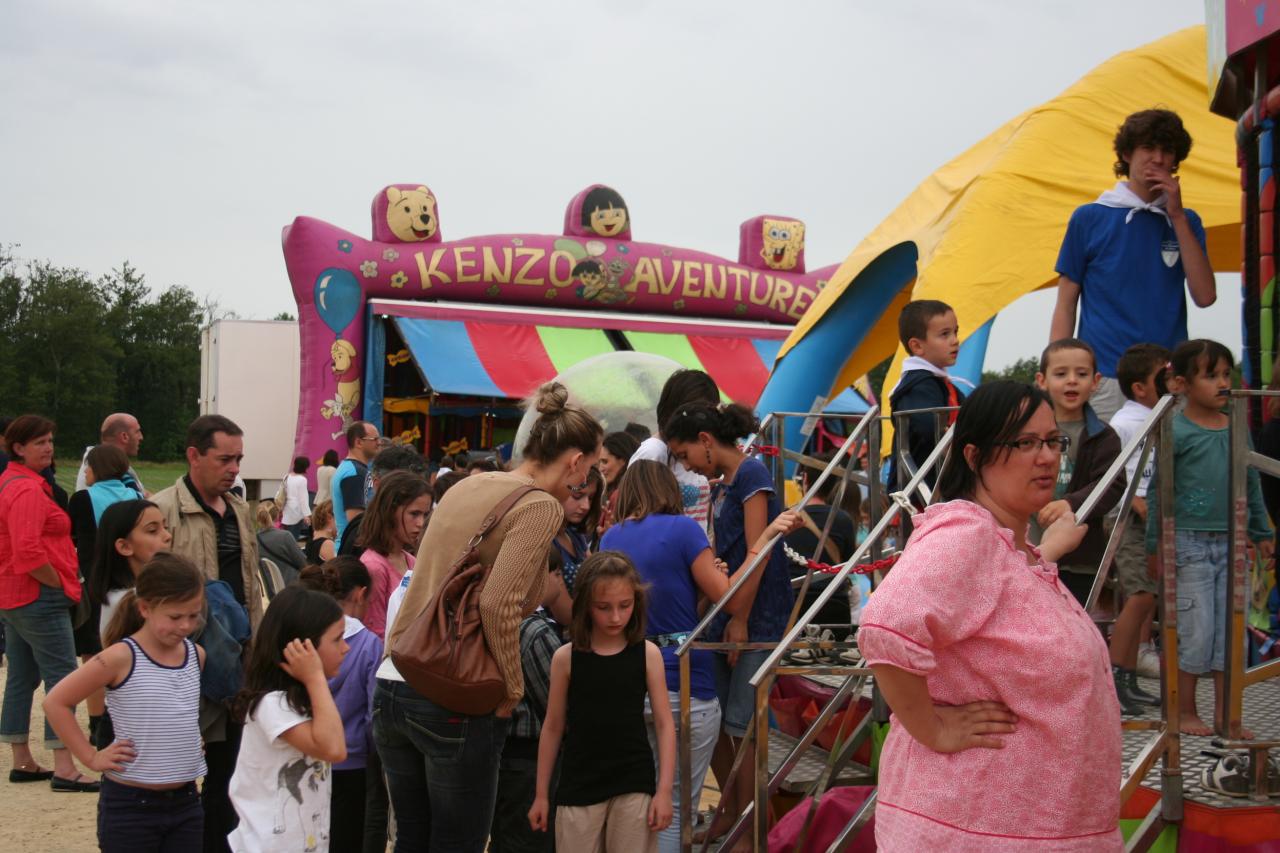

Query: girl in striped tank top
[45,555,208,853]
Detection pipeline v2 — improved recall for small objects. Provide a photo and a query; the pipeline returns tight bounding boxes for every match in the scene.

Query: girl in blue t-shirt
[662,402,799,843]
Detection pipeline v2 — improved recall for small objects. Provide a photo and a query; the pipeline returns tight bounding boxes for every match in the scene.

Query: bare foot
[1220,721,1255,740]
[1180,715,1213,736]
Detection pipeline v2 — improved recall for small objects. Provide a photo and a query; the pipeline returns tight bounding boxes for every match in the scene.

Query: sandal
[51,773,100,793]
[9,765,54,783]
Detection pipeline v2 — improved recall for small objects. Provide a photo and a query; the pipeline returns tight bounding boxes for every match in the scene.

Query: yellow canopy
[780,25,1241,404]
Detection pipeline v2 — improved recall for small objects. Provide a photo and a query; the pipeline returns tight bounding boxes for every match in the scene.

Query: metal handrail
[739,411,776,456]
[749,425,955,687]
[1074,395,1177,526]
[673,406,879,659]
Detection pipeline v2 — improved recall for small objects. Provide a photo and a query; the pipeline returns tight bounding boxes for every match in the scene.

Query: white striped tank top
[105,637,207,785]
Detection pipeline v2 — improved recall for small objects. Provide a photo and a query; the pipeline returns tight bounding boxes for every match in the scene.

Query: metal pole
[1156,403,1183,824]
[679,648,693,853]
[754,677,771,851]
[1222,394,1250,736]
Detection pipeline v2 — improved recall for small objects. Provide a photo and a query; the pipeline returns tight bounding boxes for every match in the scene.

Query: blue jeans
[98,778,203,853]
[1175,530,1230,674]
[373,679,510,853]
[0,584,78,748]
[647,691,721,853]
[714,649,771,738]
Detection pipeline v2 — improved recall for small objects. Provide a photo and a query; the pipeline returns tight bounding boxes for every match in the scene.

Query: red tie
[943,378,959,424]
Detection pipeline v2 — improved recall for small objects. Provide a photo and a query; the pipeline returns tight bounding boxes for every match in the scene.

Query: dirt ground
[0,665,99,853]
[0,655,724,853]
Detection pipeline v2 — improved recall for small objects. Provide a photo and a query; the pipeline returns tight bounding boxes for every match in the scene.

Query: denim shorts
[1174,530,1228,675]
[714,649,771,738]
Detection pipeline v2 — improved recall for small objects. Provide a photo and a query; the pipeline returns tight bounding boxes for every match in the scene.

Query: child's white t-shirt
[375,570,413,682]
[228,691,332,853]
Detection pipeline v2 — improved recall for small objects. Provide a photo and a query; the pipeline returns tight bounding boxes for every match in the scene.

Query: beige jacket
[152,476,264,628]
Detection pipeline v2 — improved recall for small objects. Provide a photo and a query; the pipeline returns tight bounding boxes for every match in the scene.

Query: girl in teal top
[1145,339,1272,737]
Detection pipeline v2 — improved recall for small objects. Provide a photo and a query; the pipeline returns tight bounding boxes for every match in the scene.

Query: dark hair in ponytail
[297,556,371,602]
[102,554,205,647]
[89,500,158,607]
[663,402,758,446]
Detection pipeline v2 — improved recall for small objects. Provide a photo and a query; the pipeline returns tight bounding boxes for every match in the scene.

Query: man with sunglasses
[332,420,381,543]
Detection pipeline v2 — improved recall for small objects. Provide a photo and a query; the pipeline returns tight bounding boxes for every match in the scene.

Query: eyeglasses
[999,435,1071,454]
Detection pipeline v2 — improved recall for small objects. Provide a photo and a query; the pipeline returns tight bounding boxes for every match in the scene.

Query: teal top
[1145,412,1271,553]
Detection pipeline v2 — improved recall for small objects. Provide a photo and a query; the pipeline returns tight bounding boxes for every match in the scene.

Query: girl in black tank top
[528,553,676,851]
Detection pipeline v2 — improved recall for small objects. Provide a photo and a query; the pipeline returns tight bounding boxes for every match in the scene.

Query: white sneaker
[1136,644,1160,679]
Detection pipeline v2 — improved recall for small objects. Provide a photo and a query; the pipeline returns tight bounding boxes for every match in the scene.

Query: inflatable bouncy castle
[281,184,854,471]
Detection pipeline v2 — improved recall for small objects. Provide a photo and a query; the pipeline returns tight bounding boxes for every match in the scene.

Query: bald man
[74,412,147,494]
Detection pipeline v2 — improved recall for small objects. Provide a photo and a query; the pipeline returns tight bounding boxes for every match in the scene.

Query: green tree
[0,253,203,460]
[981,356,1040,386]
[107,265,202,460]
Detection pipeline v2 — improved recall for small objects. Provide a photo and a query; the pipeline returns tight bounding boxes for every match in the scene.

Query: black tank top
[555,641,656,806]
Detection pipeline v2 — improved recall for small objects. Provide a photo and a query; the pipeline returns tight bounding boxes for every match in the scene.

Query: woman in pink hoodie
[860,381,1122,851]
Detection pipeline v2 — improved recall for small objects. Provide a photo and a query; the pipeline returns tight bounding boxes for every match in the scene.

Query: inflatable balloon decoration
[281,182,838,480]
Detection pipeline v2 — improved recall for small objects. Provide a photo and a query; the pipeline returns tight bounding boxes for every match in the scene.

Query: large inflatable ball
[512,351,683,462]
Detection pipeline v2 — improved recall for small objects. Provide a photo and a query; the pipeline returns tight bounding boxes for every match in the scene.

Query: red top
[0,463,80,608]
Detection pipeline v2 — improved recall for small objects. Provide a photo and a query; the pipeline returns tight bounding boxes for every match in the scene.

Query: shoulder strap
[467,484,542,548]
[797,509,842,565]
[0,469,31,500]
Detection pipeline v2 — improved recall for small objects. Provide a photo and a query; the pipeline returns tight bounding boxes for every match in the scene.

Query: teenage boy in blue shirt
[1050,109,1215,421]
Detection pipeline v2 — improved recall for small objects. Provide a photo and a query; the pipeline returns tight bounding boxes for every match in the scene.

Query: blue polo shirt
[1056,203,1206,378]
[331,458,369,541]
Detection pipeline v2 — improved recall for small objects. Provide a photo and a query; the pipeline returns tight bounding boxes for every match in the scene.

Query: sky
[0,0,1236,370]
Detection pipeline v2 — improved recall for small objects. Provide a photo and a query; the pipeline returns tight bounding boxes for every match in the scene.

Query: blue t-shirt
[1055,203,1206,377]
[601,514,715,699]
[552,528,591,597]
[709,457,794,644]
[331,458,369,541]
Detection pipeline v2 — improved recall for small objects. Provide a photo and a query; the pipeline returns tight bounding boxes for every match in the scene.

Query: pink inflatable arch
[281,183,836,478]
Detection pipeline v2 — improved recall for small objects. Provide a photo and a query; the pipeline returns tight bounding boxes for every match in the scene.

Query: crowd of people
[0,106,1272,853]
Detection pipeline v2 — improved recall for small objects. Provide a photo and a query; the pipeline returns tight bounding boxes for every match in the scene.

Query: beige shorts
[556,792,657,853]
[1114,512,1157,597]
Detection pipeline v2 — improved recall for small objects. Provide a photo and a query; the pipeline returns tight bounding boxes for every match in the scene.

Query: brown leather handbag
[390,484,540,715]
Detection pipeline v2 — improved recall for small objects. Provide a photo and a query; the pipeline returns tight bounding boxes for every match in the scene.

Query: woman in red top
[0,416,97,792]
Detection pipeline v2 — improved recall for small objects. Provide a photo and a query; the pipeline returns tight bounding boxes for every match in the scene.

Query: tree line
[0,249,207,461]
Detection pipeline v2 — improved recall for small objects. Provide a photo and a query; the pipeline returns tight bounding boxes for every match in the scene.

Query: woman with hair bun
[663,402,800,842]
[375,381,603,852]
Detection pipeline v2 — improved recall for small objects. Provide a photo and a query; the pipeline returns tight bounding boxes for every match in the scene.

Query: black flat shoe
[51,774,99,793]
[9,766,55,783]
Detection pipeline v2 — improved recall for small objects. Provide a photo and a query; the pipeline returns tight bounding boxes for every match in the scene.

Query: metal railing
[668,391,1280,850]
[672,407,879,852]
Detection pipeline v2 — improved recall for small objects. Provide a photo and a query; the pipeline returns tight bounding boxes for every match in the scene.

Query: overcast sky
[1,0,1233,369]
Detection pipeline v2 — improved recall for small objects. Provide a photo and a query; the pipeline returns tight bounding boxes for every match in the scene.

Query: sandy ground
[0,652,723,853]
[0,663,100,853]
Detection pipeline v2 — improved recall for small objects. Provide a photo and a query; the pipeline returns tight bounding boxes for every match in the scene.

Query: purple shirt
[329,616,382,770]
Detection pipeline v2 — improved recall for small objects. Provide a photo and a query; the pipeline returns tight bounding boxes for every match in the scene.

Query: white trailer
[199,319,301,498]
